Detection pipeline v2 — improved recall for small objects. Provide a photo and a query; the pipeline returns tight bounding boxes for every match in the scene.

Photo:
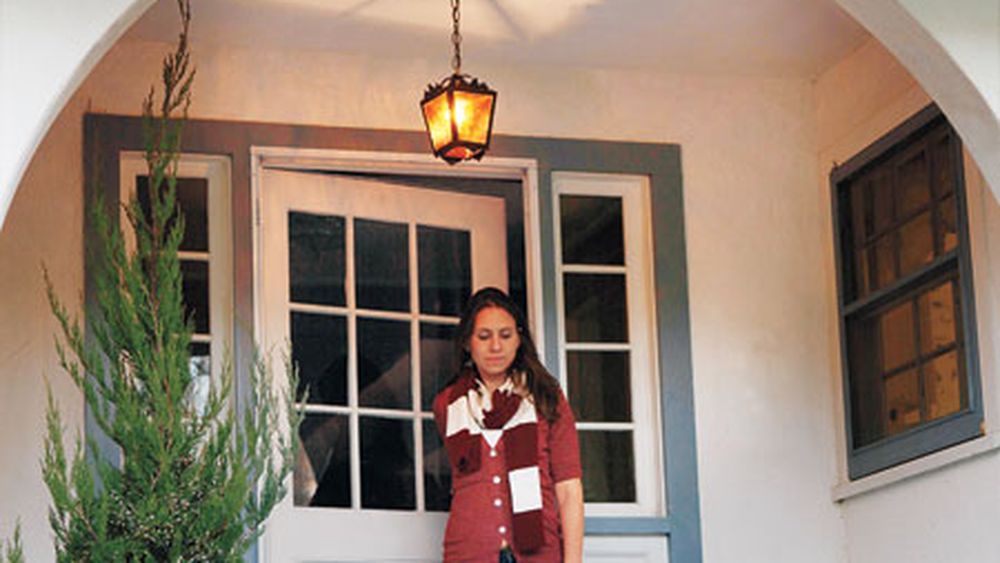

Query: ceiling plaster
[128,0,870,78]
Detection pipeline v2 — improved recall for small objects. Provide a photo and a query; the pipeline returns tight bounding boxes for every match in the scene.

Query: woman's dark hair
[455,287,563,423]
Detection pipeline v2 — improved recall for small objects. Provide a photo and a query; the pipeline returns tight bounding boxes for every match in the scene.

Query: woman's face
[468,305,521,379]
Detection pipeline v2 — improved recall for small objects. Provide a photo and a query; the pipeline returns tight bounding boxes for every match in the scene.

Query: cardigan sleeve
[548,391,583,484]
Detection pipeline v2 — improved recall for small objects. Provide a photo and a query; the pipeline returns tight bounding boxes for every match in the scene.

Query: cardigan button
[493,475,501,484]
[489,448,498,458]
[494,498,502,507]
[499,526,507,534]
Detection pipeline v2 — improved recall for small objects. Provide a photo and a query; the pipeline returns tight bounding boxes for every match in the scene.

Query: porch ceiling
[127,0,870,78]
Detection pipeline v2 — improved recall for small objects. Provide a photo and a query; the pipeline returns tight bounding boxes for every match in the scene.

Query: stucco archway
[2,0,999,231]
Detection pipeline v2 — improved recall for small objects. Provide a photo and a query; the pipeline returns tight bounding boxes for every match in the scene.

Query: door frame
[249,147,544,356]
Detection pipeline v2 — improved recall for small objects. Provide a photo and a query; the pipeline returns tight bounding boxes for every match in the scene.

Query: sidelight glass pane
[564,273,628,343]
[560,195,625,266]
[926,351,963,420]
[355,218,409,312]
[884,368,921,436]
[358,318,411,410]
[361,417,415,510]
[295,413,350,507]
[181,259,209,334]
[579,431,635,503]
[938,196,959,253]
[418,226,471,317]
[918,281,956,355]
[288,212,346,306]
[880,302,915,372]
[899,212,934,276]
[566,351,631,422]
[423,419,452,512]
[897,149,930,218]
[137,176,208,252]
[188,341,211,413]
[291,312,348,405]
[420,323,460,412]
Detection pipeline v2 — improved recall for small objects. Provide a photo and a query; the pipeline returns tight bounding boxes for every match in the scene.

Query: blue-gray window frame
[829,104,983,480]
[85,114,702,562]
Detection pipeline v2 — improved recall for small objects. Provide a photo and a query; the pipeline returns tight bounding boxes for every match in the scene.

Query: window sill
[832,432,1000,502]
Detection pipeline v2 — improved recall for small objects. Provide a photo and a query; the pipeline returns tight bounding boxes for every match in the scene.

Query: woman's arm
[555,477,584,563]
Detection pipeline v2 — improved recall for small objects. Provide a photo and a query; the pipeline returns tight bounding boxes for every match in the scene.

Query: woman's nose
[489,336,502,351]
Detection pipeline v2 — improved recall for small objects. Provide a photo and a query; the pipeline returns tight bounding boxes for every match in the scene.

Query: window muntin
[553,173,664,517]
[833,109,981,478]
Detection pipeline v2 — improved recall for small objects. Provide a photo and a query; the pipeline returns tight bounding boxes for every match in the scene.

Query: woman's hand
[555,477,584,563]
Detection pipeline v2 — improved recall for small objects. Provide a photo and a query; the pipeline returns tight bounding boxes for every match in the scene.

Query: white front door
[258,167,508,562]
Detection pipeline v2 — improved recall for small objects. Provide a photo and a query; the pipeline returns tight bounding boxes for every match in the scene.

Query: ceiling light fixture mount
[420,0,497,165]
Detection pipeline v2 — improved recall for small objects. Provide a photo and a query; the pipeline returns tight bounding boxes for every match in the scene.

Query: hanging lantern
[420,0,497,164]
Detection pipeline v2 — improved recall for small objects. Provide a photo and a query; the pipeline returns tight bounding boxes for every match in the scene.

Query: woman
[433,287,584,563]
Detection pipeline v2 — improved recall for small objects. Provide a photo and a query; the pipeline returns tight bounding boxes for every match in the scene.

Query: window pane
[566,351,632,422]
[897,148,930,218]
[847,316,881,447]
[358,318,411,410]
[181,259,209,334]
[423,419,451,512]
[288,212,345,307]
[188,342,211,414]
[361,417,415,510]
[871,171,894,234]
[884,368,921,436]
[931,134,955,197]
[292,312,348,405]
[873,234,896,289]
[355,218,409,312]
[418,226,471,317]
[898,212,934,276]
[938,196,958,253]
[420,323,459,412]
[564,273,628,343]
[295,413,350,507]
[880,302,915,372]
[560,195,625,266]
[137,176,208,252]
[918,281,956,355]
[926,350,964,420]
[849,178,869,245]
[579,431,635,503]
[854,247,871,298]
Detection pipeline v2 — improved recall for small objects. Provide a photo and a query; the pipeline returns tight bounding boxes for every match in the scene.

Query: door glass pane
[355,218,409,312]
[358,318,411,410]
[292,312,348,405]
[884,368,921,435]
[137,176,208,252]
[423,419,451,512]
[361,417,415,510]
[898,212,934,276]
[289,212,346,307]
[918,281,956,355]
[181,259,209,334]
[420,322,459,412]
[296,413,351,507]
[926,350,963,420]
[579,430,635,502]
[566,351,631,422]
[564,274,628,343]
[418,225,471,317]
[880,302,915,372]
[560,195,624,266]
[897,149,930,218]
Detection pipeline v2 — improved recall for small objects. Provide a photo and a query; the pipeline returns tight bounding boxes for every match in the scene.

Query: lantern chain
[451,0,462,74]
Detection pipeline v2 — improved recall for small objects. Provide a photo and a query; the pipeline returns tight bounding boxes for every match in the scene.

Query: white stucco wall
[815,38,1000,563]
[0,36,846,561]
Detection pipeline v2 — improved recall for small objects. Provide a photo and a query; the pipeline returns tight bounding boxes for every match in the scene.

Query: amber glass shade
[421,74,496,164]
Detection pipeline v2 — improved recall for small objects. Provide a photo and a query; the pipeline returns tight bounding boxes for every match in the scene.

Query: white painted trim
[551,172,666,518]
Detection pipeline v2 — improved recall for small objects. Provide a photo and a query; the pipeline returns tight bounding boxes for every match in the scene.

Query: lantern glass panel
[422,92,454,151]
[453,90,493,145]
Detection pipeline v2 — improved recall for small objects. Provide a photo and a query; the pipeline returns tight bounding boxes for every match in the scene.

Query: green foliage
[1,522,25,563]
[42,1,301,560]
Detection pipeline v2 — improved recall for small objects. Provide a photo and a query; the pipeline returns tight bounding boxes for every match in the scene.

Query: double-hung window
[830,106,982,479]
